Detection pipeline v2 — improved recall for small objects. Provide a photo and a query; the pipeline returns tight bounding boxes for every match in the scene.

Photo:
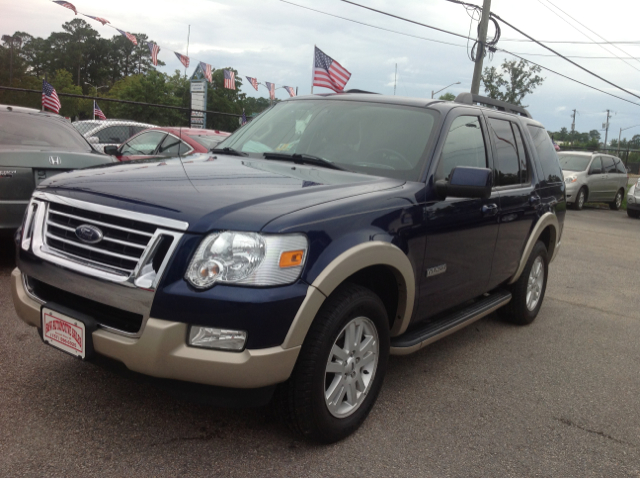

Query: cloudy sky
[3,0,640,140]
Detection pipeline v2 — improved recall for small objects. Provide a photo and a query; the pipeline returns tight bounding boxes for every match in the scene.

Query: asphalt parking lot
[1,207,639,477]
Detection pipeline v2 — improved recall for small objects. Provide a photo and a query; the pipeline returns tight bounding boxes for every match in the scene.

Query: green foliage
[481,59,544,106]
[50,69,90,118]
[438,92,456,101]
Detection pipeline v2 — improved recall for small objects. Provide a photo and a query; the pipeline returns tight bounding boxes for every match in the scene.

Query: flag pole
[310,45,315,94]
[185,25,190,79]
[93,100,96,120]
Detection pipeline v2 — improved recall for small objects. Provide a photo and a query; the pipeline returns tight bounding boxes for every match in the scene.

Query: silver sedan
[559,151,628,210]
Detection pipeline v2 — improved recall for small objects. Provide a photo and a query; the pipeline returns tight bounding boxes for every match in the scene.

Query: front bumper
[11,268,301,388]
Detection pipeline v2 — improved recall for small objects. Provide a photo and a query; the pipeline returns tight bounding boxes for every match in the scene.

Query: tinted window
[602,156,616,174]
[189,134,227,150]
[559,155,591,172]
[158,135,191,156]
[512,123,530,183]
[95,125,131,144]
[131,126,148,136]
[527,126,562,183]
[436,116,487,181]
[120,131,166,156]
[589,157,602,174]
[488,118,519,186]
[0,112,92,152]
[614,157,627,174]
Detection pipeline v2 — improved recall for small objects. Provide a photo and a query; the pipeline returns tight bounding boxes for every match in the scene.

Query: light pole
[617,124,640,158]
[84,82,108,120]
[432,81,461,99]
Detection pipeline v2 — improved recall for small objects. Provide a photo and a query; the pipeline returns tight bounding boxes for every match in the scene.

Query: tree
[438,92,456,101]
[589,130,601,141]
[481,59,544,106]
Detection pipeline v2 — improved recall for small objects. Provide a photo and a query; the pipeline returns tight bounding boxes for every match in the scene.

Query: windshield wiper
[262,152,347,171]
[210,147,247,157]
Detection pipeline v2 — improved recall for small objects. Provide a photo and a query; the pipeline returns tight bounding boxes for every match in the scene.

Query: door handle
[482,203,498,216]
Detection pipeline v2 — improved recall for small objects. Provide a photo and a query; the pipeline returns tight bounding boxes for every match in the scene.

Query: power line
[535,0,640,73]
[501,38,640,44]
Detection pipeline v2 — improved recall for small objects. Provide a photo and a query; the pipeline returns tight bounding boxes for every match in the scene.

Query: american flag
[83,14,110,25]
[284,86,296,97]
[94,101,106,120]
[148,42,160,66]
[53,1,77,15]
[265,81,275,100]
[241,109,247,126]
[175,52,190,68]
[117,29,137,46]
[246,76,259,91]
[224,70,235,90]
[313,46,351,92]
[42,80,61,113]
[199,62,213,83]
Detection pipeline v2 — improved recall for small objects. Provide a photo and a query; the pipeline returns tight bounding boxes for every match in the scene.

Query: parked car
[626,178,640,218]
[72,120,156,152]
[12,92,565,442]
[0,105,116,234]
[559,151,628,210]
[104,127,231,161]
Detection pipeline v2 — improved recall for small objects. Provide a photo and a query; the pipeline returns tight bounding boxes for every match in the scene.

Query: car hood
[0,148,113,168]
[37,153,406,233]
[562,169,585,178]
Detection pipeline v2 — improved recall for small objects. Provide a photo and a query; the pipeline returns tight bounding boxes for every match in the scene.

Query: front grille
[44,202,157,275]
[27,276,143,333]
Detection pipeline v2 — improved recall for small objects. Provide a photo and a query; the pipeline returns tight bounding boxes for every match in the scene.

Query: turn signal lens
[279,250,305,268]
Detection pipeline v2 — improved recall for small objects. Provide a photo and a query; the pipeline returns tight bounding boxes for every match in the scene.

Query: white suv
[72,120,155,152]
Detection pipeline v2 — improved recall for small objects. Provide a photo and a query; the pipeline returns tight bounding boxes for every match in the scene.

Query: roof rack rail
[343,89,380,94]
[454,93,532,118]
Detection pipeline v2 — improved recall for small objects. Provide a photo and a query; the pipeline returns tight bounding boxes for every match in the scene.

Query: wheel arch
[282,242,416,349]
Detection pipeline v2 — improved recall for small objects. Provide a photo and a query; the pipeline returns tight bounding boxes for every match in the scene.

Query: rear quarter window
[527,125,562,184]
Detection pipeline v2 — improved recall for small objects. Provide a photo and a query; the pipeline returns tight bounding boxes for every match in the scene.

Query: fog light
[188,326,247,351]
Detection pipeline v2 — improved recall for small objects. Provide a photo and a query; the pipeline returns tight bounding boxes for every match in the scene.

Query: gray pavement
[1,208,639,476]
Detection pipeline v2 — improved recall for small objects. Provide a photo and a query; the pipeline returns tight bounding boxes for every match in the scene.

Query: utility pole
[603,109,611,149]
[394,63,397,96]
[470,0,492,95]
[571,109,576,132]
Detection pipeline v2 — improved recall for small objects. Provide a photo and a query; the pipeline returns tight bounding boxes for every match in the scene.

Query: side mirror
[87,136,99,144]
[104,145,120,156]
[590,168,602,175]
[435,166,492,200]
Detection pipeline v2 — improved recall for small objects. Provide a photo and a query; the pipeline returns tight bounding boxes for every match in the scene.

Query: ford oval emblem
[75,224,103,244]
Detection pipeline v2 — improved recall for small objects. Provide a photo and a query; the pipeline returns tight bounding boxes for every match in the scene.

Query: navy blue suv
[12,92,565,442]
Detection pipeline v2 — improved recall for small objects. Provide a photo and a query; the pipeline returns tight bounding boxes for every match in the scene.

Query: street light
[431,81,461,99]
[84,82,108,120]
[617,124,640,157]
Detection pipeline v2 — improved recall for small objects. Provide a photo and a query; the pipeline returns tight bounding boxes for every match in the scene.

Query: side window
[614,158,627,174]
[512,123,530,184]
[527,125,562,183]
[602,156,616,174]
[436,115,487,181]
[158,135,191,156]
[119,131,166,156]
[589,157,603,174]
[95,126,130,144]
[488,118,520,187]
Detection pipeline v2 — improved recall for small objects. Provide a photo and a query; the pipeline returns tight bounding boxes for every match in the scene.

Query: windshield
[559,154,591,171]
[189,134,227,150]
[216,99,438,181]
[0,112,93,152]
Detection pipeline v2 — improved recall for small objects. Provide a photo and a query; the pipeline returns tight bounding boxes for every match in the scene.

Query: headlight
[185,231,307,289]
[565,175,578,184]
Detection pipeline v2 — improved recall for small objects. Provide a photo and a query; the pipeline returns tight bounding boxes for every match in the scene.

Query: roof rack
[454,93,532,118]
[344,89,380,94]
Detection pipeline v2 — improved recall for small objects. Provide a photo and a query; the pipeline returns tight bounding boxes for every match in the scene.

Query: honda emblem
[49,156,61,165]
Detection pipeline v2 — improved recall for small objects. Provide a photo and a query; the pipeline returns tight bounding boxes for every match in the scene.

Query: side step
[390,289,512,355]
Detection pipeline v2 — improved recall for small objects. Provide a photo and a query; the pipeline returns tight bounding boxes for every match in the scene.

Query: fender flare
[282,242,416,349]
[508,212,560,285]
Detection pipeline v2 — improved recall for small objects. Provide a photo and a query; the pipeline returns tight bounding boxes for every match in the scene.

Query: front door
[417,109,500,320]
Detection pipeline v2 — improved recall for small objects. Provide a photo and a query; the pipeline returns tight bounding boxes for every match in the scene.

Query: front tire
[573,187,587,210]
[628,209,640,218]
[501,241,549,325]
[279,283,390,443]
[610,189,624,210]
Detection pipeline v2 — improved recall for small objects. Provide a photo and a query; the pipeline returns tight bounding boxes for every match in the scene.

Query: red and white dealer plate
[42,308,86,359]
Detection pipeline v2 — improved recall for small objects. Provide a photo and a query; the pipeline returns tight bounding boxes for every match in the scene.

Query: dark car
[12,93,565,442]
[104,127,231,161]
[0,105,116,234]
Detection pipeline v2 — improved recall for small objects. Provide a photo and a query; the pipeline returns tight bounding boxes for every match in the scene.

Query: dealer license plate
[42,308,86,359]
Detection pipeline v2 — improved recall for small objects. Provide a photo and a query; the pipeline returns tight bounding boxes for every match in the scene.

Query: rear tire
[573,187,586,210]
[610,189,624,210]
[501,241,548,325]
[279,283,389,443]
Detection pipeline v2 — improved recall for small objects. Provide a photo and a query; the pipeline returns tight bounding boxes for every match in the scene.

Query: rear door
[586,156,606,201]
[601,156,619,200]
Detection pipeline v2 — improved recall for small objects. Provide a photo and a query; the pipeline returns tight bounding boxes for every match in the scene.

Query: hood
[0,148,114,169]
[562,169,585,178]
[38,153,405,233]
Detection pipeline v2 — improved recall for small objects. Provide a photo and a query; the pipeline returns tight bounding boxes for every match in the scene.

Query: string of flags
[49,0,300,98]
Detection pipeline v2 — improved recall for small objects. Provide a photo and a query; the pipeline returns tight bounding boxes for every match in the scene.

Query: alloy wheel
[526,256,545,311]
